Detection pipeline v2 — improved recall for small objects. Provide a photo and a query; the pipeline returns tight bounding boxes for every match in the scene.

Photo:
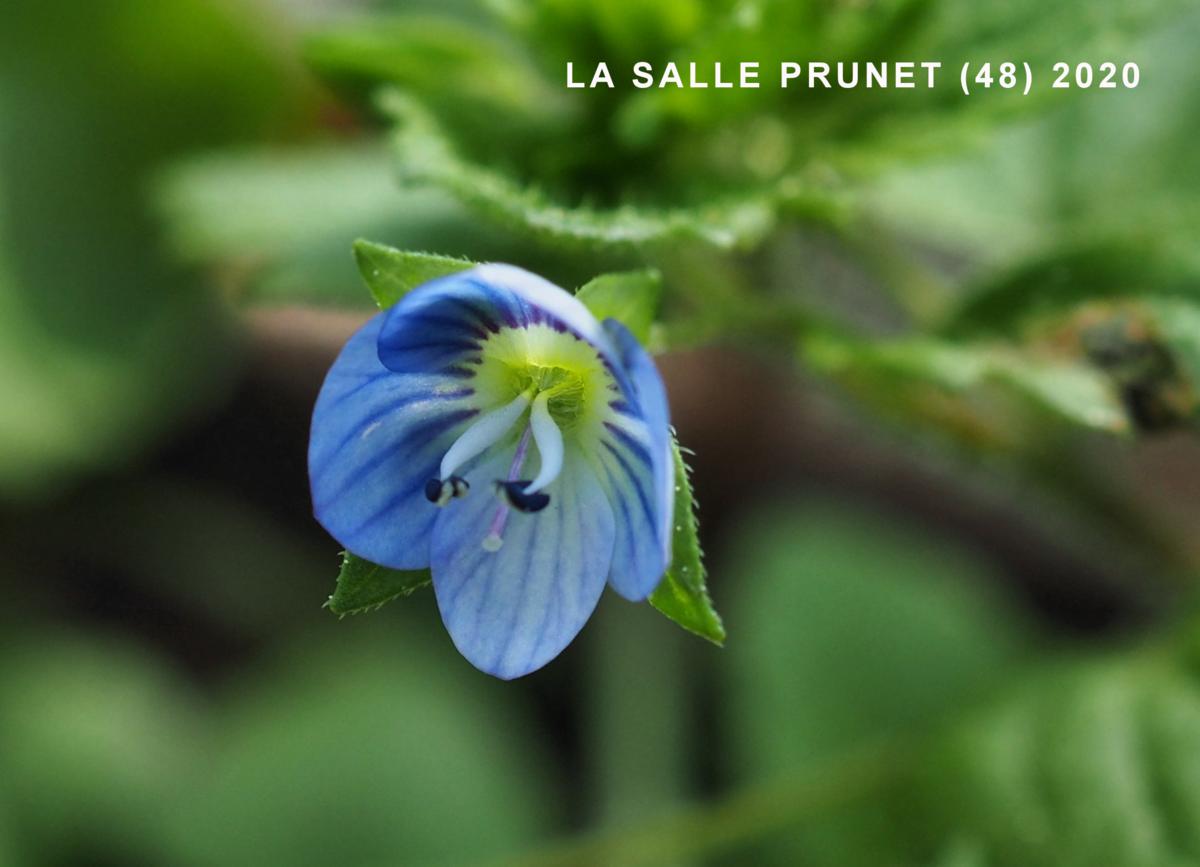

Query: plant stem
[587,602,690,862]
[483,740,907,867]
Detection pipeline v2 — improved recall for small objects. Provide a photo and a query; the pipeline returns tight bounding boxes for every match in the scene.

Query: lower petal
[431,449,615,679]
[309,313,479,569]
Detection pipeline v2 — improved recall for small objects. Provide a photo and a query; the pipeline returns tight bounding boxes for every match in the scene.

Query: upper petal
[308,313,480,569]
[431,448,615,679]
[596,319,675,600]
[376,264,634,396]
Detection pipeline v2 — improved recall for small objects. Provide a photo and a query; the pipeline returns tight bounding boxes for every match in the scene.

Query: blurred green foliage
[0,0,307,499]
[0,634,204,864]
[163,625,554,867]
[0,624,554,867]
[726,504,1029,866]
[917,652,1200,867]
[672,503,1200,867]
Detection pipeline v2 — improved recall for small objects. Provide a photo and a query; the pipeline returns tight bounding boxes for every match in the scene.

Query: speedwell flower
[309,264,674,679]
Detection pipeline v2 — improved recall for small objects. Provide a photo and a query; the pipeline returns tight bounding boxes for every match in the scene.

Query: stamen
[523,392,564,494]
[424,476,469,507]
[497,481,550,513]
[480,424,533,552]
[437,390,532,482]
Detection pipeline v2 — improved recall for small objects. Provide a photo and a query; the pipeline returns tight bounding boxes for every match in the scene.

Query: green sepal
[325,552,431,617]
[575,269,662,346]
[353,239,474,310]
[649,439,725,645]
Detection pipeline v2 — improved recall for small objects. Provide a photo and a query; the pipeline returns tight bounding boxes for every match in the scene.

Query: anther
[496,480,550,513]
[424,475,469,507]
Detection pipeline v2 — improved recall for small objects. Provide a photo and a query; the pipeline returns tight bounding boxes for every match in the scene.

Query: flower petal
[377,264,634,395]
[596,319,675,600]
[309,313,480,569]
[431,448,615,679]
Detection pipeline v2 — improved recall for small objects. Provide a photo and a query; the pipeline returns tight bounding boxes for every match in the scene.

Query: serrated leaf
[353,240,475,310]
[649,439,724,645]
[379,90,782,252]
[575,269,662,345]
[326,552,431,616]
[917,654,1200,867]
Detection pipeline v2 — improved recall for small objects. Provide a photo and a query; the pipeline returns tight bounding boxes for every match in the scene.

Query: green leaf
[649,439,725,645]
[353,239,474,310]
[823,0,1197,174]
[156,146,562,308]
[932,248,1200,431]
[380,90,784,252]
[917,653,1200,867]
[0,0,303,500]
[1147,298,1200,387]
[305,15,567,140]
[0,634,202,864]
[725,502,1027,865]
[575,269,662,345]
[164,629,554,867]
[943,244,1200,339]
[158,144,397,264]
[325,552,431,617]
[806,332,1129,438]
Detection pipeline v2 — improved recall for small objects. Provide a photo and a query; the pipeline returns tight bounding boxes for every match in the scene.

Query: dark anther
[497,480,550,513]
[427,476,470,506]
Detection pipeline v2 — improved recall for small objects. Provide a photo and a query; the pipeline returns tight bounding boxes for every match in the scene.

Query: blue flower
[309,264,674,679]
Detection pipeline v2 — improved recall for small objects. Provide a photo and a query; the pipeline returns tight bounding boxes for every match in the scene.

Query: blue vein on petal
[601,440,656,537]
[535,491,573,667]
[603,422,654,467]
[316,390,474,463]
[406,312,489,340]
[314,408,478,509]
[442,296,501,334]
[321,370,393,413]
[390,337,481,354]
[499,527,534,671]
